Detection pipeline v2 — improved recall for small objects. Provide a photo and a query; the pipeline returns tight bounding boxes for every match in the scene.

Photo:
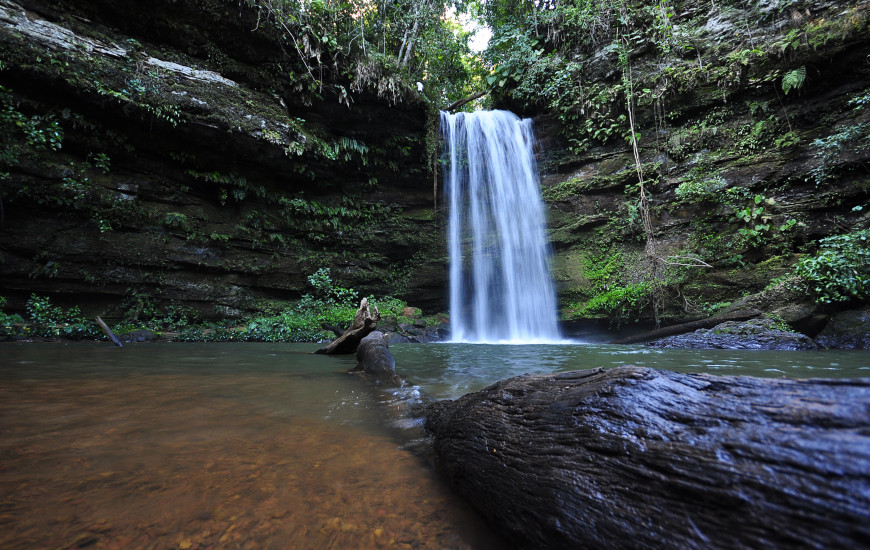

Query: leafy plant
[794,229,870,303]
[24,294,100,339]
[781,66,806,95]
[0,297,25,338]
[581,282,652,324]
[304,267,357,307]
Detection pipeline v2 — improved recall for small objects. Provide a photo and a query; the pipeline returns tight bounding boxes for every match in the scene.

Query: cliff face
[527,0,870,331]
[0,0,446,319]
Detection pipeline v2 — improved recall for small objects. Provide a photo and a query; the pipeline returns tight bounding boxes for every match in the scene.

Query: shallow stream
[1,342,867,548]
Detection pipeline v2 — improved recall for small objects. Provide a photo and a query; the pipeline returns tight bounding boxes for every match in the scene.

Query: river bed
[1,342,867,549]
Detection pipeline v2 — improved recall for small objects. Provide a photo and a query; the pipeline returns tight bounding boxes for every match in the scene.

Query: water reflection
[391,343,870,400]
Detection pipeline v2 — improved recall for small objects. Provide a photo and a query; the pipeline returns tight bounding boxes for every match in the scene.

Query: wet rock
[119,329,157,342]
[647,318,818,350]
[424,366,870,550]
[815,309,870,349]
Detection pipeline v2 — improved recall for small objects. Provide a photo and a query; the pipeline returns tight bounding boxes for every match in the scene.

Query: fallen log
[444,90,487,112]
[315,297,380,355]
[352,331,403,386]
[424,366,870,550]
[609,310,760,344]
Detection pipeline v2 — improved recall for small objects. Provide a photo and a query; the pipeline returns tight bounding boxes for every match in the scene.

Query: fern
[781,66,806,95]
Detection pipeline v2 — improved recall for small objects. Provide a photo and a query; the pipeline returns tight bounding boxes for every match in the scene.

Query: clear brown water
[2,341,868,549]
[0,343,506,550]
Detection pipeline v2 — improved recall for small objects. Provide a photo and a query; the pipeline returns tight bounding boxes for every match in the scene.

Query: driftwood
[425,366,870,550]
[95,316,123,347]
[609,310,760,344]
[315,297,380,355]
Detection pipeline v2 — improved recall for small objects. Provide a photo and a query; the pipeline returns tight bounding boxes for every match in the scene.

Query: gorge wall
[0,0,445,320]
[2,0,868,332]
[516,0,870,333]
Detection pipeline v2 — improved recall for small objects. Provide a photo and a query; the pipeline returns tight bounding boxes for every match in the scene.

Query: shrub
[24,294,100,339]
[794,229,870,303]
[581,282,652,322]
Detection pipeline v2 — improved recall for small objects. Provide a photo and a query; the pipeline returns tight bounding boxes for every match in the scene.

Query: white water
[441,110,561,343]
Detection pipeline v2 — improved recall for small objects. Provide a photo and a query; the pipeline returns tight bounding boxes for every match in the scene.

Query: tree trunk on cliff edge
[315,297,380,355]
[424,366,870,550]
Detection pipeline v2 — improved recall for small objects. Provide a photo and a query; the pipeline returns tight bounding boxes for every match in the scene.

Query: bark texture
[425,366,870,550]
[353,331,402,386]
[315,298,380,355]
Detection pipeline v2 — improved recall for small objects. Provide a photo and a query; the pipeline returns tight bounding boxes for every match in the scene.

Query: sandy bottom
[0,375,503,549]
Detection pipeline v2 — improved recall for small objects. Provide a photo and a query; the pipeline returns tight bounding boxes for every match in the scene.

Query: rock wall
[0,0,446,320]
[526,0,870,331]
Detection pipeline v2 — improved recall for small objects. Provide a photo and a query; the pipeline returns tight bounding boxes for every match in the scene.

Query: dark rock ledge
[646,317,819,350]
[423,366,870,550]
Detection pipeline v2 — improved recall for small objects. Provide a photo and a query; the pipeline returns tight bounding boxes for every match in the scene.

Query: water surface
[391,342,870,399]
[2,341,867,549]
[0,343,503,550]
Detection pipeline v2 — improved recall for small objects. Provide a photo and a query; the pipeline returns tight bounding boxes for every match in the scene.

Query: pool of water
[392,342,870,399]
[1,341,867,549]
[0,342,505,550]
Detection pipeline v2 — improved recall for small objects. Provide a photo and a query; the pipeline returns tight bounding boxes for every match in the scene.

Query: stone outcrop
[533,0,870,327]
[646,317,819,350]
[815,309,870,349]
[0,0,445,320]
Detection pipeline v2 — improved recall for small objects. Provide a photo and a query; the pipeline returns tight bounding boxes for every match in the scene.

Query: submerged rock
[815,309,870,349]
[647,318,818,350]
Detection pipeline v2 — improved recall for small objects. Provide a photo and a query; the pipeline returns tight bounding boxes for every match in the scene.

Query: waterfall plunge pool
[1,341,867,549]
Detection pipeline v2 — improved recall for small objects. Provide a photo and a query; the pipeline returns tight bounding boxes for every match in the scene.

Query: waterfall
[441,110,561,343]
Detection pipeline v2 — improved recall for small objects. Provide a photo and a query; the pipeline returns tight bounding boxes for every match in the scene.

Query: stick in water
[95,316,123,347]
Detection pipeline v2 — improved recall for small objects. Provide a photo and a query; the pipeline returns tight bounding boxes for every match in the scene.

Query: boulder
[647,318,818,350]
[815,309,870,349]
[424,366,870,550]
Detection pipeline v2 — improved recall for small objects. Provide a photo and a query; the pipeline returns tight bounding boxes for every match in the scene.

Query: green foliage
[249,0,481,108]
[809,123,870,185]
[674,163,726,202]
[581,282,652,322]
[177,268,363,342]
[781,66,806,95]
[1,86,64,176]
[164,212,192,232]
[23,294,101,339]
[794,229,870,303]
[304,268,357,307]
[0,297,25,338]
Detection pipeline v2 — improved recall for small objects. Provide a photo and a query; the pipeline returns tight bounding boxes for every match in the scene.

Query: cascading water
[441,109,561,343]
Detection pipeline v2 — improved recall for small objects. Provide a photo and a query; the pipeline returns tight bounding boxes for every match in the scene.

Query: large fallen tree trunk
[315,297,380,355]
[424,366,870,550]
[609,310,760,344]
[352,331,403,386]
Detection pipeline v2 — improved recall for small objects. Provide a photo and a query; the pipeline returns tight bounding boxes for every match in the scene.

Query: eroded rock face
[425,366,870,550]
[815,309,870,349]
[0,0,444,318]
[646,318,818,350]
[534,0,870,325]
